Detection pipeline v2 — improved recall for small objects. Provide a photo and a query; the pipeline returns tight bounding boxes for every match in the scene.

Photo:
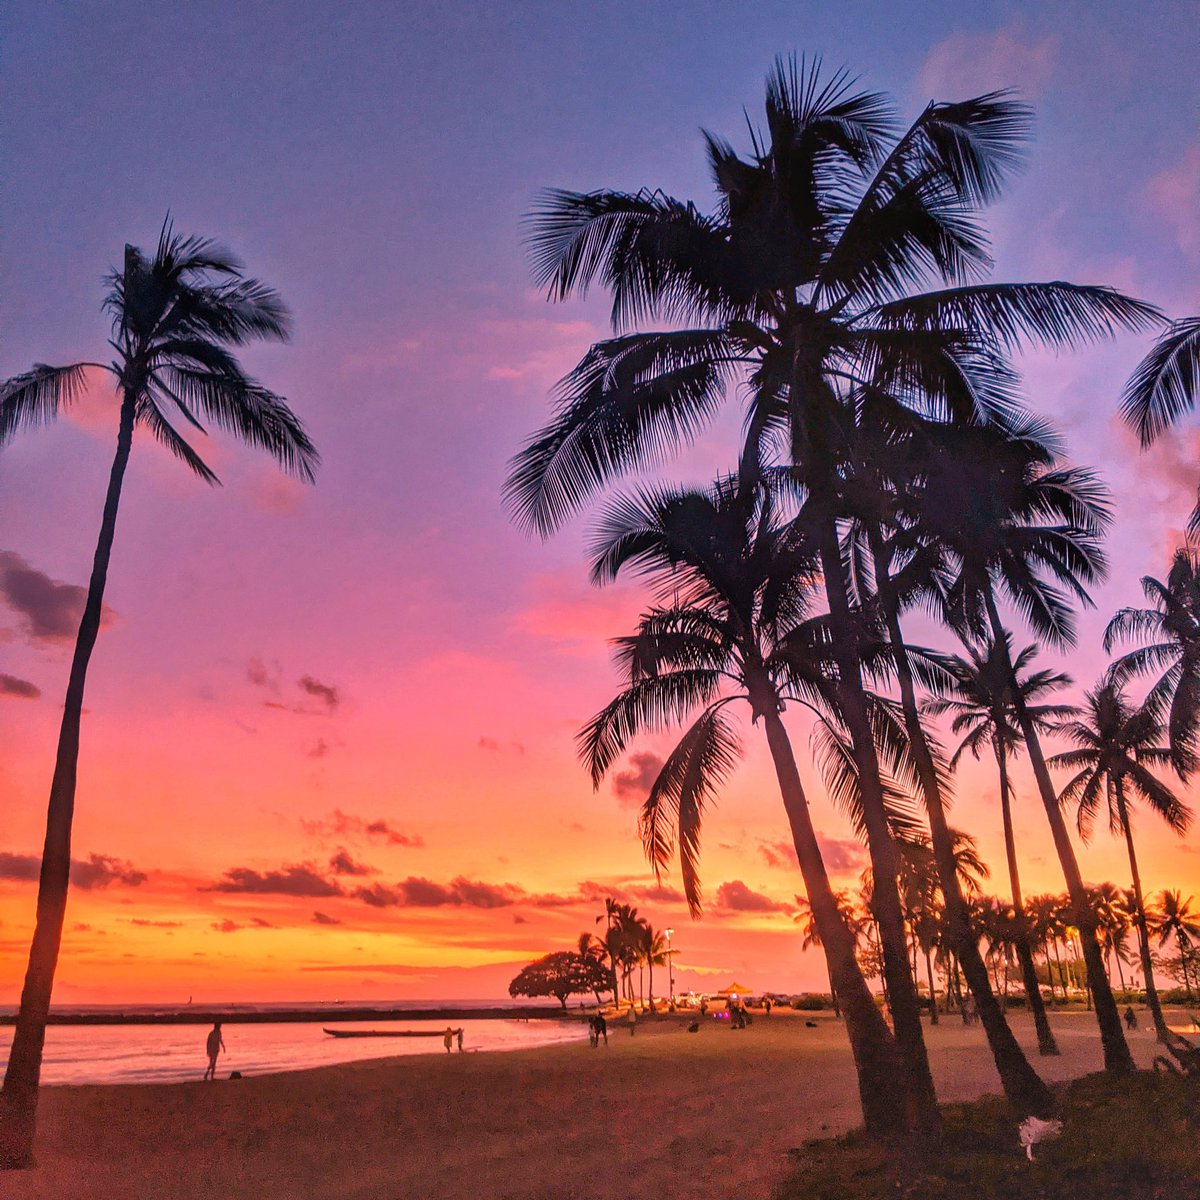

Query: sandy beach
[6,1007,1171,1200]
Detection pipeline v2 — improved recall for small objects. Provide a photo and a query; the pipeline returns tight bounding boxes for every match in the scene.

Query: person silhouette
[1124,1005,1138,1031]
[443,1026,454,1053]
[203,1021,225,1080]
[456,1028,464,1052]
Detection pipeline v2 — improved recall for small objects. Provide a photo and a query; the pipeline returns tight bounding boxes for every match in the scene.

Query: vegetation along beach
[2,3,1198,1196]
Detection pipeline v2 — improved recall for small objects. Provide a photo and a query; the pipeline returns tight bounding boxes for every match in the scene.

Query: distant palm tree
[576,933,611,1006]
[1150,890,1200,1000]
[0,223,317,1168]
[795,889,861,1018]
[1050,683,1191,1041]
[1121,316,1200,530]
[1106,548,1200,776]
[641,925,669,1010]
[925,633,1072,1054]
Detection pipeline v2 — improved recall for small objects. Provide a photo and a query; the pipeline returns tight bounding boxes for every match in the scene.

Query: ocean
[0,1002,588,1085]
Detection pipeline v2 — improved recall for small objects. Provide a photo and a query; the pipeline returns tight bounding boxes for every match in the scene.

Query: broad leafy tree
[510,951,612,1008]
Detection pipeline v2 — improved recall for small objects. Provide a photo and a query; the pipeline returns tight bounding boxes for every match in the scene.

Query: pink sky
[1,7,1198,1003]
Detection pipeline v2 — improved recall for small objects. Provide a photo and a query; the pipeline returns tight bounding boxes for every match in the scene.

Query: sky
[1,0,1198,1005]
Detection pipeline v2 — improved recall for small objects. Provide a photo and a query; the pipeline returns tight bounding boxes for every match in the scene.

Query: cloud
[308,739,331,760]
[758,839,799,871]
[247,657,282,696]
[329,848,377,877]
[298,675,339,713]
[211,919,244,933]
[203,862,344,898]
[918,26,1059,99]
[612,752,664,809]
[513,914,528,924]
[249,916,278,928]
[1145,145,1200,259]
[714,880,793,914]
[0,852,147,890]
[478,736,525,755]
[300,809,424,848]
[0,673,40,700]
[815,836,869,875]
[128,918,182,928]
[0,552,116,645]
[311,911,342,926]
[351,875,525,910]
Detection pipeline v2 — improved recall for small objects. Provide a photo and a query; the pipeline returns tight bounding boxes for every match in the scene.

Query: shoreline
[0,1004,579,1027]
[6,1008,1173,1200]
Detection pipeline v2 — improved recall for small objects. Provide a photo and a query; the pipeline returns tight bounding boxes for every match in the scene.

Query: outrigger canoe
[322,1028,450,1038]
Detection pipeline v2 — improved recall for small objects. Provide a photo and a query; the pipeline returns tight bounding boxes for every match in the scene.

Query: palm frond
[0,363,97,443]
[1120,316,1200,446]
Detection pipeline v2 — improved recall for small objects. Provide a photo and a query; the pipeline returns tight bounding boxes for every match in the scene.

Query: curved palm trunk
[869,541,1054,1110]
[984,593,1134,1072]
[995,745,1060,1056]
[757,698,910,1137]
[815,528,940,1133]
[1116,786,1170,1041]
[0,395,135,1168]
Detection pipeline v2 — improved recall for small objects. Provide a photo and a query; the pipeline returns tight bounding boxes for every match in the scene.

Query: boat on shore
[322,1028,457,1039]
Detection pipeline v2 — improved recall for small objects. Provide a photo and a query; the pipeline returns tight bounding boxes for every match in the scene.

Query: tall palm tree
[1149,889,1200,1000]
[925,633,1073,1054]
[1050,683,1191,1041]
[641,925,670,1010]
[916,415,1135,1071]
[1106,548,1200,776]
[579,474,915,1135]
[508,58,1152,1123]
[841,406,1053,1091]
[0,224,318,1168]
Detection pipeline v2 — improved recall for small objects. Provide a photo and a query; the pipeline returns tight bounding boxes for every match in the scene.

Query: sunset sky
[2,1,1198,1005]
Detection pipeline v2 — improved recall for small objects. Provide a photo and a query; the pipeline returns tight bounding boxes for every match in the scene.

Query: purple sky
[1,3,1198,1001]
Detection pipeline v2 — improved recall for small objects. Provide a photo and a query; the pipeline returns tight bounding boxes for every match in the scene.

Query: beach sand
[6,1008,1168,1200]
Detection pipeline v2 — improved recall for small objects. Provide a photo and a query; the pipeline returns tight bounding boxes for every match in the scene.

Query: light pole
[665,928,674,1001]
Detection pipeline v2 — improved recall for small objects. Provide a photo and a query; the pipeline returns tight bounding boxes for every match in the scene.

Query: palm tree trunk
[923,949,939,1025]
[756,695,910,1137]
[869,538,1053,1104]
[826,963,841,1019]
[814,529,940,1133]
[985,597,1133,1072]
[995,744,1060,1055]
[0,394,136,1168]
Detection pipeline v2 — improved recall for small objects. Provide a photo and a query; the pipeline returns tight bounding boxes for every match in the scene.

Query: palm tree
[1121,316,1200,531]
[576,933,612,1006]
[508,58,1153,1124]
[925,633,1072,1054]
[0,224,318,1167]
[843,408,1052,1095]
[795,889,861,1018]
[1106,547,1200,776]
[1149,890,1200,1000]
[641,925,669,1010]
[1050,683,1191,1041]
[917,415,1135,1072]
[578,474,913,1135]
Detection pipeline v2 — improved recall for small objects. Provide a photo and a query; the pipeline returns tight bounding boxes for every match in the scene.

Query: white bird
[1018,1115,1063,1161]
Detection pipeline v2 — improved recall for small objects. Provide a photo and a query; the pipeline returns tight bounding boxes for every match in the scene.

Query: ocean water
[0,1013,588,1086]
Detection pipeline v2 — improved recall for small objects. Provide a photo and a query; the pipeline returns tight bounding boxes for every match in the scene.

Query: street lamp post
[665,928,674,1001]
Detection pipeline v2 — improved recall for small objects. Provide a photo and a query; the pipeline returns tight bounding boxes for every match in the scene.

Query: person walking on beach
[443,1026,454,1053]
[1124,1006,1138,1031]
[595,1012,607,1046]
[628,1005,638,1037]
[203,1021,225,1080]
[456,1028,464,1052]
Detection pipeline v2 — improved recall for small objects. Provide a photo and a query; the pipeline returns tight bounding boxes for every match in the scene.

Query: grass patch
[777,1071,1200,1200]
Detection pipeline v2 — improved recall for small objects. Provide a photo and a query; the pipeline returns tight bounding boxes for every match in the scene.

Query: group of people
[442,1027,465,1053]
[587,1013,608,1046]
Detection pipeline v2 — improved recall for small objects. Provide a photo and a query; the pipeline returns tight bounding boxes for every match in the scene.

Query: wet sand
[6,1008,1167,1200]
